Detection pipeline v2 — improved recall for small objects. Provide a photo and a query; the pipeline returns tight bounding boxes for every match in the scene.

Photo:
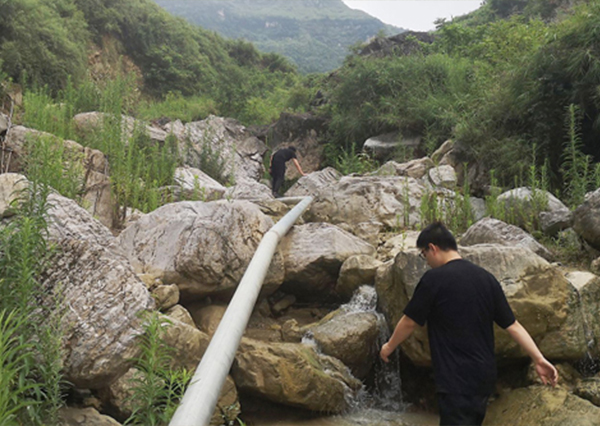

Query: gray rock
[461,217,553,260]
[428,165,457,189]
[285,167,342,197]
[116,200,284,302]
[373,157,434,179]
[307,176,425,229]
[181,115,267,184]
[0,173,28,218]
[497,187,569,228]
[574,188,600,250]
[575,377,600,407]
[174,166,226,201]
[279,222,375,299]
[540,209,573,236]
[224,178,273,201]
[431,139,454,164]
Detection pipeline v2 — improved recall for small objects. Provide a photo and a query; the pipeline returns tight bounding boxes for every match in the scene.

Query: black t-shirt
[403,259,515,396]
[272,148,297,168]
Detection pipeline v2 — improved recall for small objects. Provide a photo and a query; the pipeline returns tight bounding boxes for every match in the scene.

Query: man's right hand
[380,342,394,363]
[534,358,559,387]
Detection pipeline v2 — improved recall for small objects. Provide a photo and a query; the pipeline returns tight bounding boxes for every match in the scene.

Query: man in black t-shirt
[380,222,558,426]
[269,146,306,197]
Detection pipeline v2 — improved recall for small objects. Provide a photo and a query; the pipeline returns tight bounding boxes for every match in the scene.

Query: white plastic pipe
[169,196,313,426]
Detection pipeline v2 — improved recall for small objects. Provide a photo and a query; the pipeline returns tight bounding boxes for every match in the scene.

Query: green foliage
[0,0,89,92]
[24,134,86,201]
[561,104,593,208]
[126,312,192,426]
[0,310,40,426]
[0,181,67,425]
[137,92,217,123]
[326,143,378,176]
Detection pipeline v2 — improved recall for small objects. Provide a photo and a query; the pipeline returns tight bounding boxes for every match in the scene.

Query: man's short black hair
[416,222,458,251]
[288,146,297,152]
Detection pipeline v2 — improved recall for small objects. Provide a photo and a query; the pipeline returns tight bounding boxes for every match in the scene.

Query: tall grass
[126,312,192,426]
[0,181,67,425]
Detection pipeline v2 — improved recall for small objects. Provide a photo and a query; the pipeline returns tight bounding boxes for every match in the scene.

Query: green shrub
[126,312,192,426]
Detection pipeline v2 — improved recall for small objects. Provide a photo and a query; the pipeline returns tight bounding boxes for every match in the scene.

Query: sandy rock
[484,386,600,426]
[497,187,569,229]
[431,140,454,164]
[59,407,121,426]
[377,230,420,261]
[540,209,573,236]
[575,377,600,407]
[0,173,28,217]
[161,316,210,372]
[336,255,383,300]
[279,222,375,299]
[188,304,227,336]
[232,338,362,412]
[116,200,284,302]
[73,112,168,144]
[164,304,195,328]
[151,284,180,311]
[337,220,383,246]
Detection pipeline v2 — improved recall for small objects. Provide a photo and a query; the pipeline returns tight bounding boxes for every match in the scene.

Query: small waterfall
[343,286,406,412]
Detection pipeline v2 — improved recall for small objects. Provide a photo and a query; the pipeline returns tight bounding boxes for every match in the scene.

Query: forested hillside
[0,0,300,121]
[154,0,402,73]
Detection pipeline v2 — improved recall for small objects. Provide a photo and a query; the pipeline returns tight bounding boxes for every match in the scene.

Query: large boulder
[39,192,154,388]
[335,255,383,300]
[284,167,342,197]
[306,176,425,230]
[497,187,569,229]
[224,178,273,201]
[116,200,284,302]
[376,245,590,366]
[174,166,226,201]
[232,338,362,412]
[43,238,154,388]
[574,188,600,250]
[461,218,553,260]
[176,115,267,184]
[564,271,600,357]
[279,222,375,299]
[3,126,116,228]
[484,386,600,426]
[308,286,382,378]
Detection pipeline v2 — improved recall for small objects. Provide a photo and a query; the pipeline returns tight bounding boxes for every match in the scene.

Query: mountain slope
[154,0,404,73]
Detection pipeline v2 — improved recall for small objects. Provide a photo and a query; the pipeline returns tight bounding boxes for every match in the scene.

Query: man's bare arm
[380,315,418,363]
[292,158,306,176]
[506,320,558,386]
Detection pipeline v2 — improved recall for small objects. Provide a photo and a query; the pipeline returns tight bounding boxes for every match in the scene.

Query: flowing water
[243,286,439,426]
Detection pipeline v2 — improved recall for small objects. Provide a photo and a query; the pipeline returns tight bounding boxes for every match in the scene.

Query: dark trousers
[437,393,489,426]
[271,165,285,196]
